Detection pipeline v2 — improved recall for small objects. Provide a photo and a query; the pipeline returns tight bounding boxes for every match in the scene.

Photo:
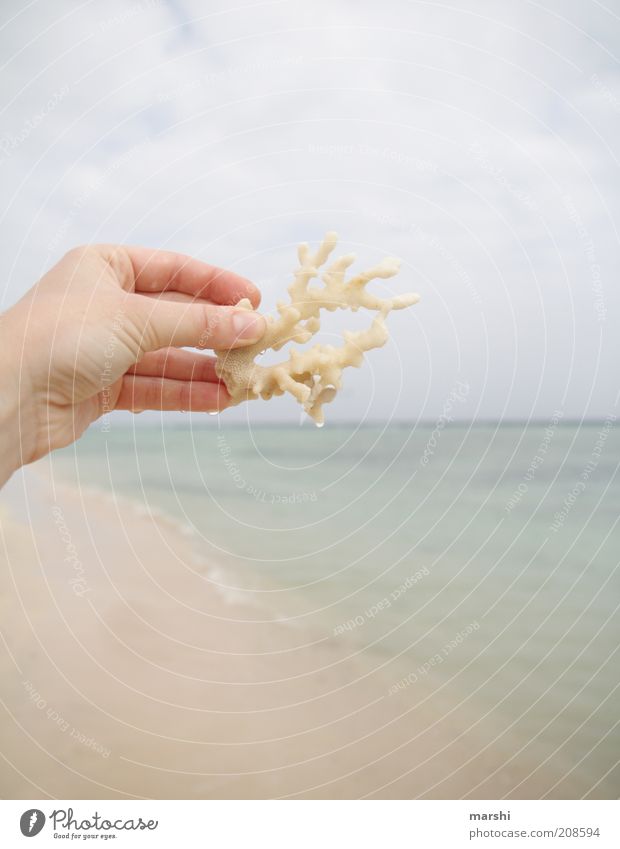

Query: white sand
[0,464,585,799]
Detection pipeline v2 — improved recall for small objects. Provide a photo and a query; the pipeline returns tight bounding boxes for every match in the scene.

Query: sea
[50,419,620,797]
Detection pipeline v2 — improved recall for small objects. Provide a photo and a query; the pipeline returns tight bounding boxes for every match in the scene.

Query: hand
[0,245,265,484]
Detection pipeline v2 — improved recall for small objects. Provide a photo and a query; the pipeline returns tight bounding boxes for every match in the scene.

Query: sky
[1,0,619,424]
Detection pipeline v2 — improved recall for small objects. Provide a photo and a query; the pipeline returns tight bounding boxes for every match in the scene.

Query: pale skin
[0,245,266,487]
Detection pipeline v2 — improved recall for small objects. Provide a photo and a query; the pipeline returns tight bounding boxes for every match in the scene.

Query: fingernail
[231,311,265,342]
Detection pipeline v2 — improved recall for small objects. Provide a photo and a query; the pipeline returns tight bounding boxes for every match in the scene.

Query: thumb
[126,294,266,353]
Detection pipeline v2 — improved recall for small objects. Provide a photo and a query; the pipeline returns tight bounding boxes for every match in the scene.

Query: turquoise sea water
[51,420,620,796]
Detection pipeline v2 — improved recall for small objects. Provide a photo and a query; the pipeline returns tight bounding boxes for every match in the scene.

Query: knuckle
[62,245,135,290]
[102,246,134,286]
[125,295,157,354]
[63,245,92,264]
[145,379,162,409]
[179,381,192,411]
[196,306,218,348]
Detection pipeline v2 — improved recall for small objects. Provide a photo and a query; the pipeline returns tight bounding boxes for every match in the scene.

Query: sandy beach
[0,461,596,800]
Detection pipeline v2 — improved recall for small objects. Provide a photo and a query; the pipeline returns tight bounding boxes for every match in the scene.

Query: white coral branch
[214,232,419,425]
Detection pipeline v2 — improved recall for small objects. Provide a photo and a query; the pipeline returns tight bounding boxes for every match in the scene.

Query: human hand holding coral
[0,245,265,484]
[0,235,419,486]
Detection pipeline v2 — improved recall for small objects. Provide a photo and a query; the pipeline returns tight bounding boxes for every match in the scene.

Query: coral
[214,232,419,425]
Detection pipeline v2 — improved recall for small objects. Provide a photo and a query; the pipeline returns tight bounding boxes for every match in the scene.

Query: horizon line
[103,417,613,428]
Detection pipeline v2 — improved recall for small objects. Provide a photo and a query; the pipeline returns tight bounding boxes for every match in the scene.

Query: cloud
[1,0,618,422]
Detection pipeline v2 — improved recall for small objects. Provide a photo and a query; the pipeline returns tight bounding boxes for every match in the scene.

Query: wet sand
[0,464,589,799]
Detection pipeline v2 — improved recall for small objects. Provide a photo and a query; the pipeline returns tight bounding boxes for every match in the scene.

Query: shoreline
[0,462,597,799]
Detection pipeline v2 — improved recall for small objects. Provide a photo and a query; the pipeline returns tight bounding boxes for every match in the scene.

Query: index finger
[117,245,261,308]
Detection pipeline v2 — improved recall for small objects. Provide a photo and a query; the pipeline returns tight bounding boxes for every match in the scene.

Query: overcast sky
[1,0,619,424]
